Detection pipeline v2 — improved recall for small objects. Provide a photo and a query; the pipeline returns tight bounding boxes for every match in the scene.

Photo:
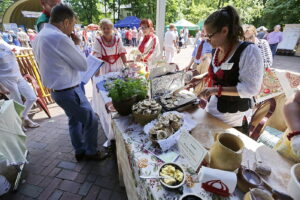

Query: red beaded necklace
[214,45,233,67]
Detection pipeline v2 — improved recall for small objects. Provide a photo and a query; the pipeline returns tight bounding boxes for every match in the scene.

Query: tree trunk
[113,0,116,23]
[104,0,107,17]
[117,0,121,20]
[217,0,222,8]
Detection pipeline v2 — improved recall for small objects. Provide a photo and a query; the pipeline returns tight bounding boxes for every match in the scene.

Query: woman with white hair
[266,25,283,57]
[92,19,127,75]
[244,25,273,69]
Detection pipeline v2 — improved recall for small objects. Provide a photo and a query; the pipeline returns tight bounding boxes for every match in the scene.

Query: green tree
[164,0,264,26]
[260,0,300,28]
[0,0,13,20]
[65,0,101,24]
[165,0,185,24]
[226,0,264,24]
[122,0,157,23]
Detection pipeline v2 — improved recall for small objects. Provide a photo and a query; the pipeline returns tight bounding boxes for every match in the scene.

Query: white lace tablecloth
[112,115,219,200]
[92,73,121,146]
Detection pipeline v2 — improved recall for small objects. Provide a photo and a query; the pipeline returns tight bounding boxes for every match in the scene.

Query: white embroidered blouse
[256,38,273,69]
[206,42,264,127]
[137,33,160,69]
[92,36,126,75]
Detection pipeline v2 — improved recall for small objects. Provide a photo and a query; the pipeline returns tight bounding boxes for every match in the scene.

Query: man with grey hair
[266,25,283,57]
[164,24,177,63]
[32,4,109,161]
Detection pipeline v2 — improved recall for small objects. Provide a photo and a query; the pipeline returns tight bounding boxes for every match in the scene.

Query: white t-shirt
[0,39,22,79]
[164,30,176,49]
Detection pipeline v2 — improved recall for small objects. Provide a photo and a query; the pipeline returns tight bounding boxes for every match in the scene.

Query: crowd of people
[1,0,299,164]
[1,28,37,48]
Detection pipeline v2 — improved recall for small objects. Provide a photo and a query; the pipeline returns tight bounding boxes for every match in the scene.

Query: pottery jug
[287,163,300,200]
[209,133,244,171]
[243,188,274,200]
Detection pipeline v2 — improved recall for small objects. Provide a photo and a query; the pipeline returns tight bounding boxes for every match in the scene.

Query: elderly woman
[199,6,263,134]
[92,19,127,75]
[266,25,283,57]
[136,19,160,70]
[244,25,273,69]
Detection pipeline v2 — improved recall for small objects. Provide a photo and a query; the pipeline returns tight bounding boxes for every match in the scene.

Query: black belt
[52,85,79,92]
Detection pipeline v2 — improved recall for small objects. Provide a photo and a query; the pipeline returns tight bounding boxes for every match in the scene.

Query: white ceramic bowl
[179,193,202,200]
[287,163,300,200]
[158,162,186,190]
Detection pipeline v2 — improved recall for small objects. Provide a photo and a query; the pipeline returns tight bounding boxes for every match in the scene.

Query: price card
[81,54,104,84]
[177,130,208,172]
[220,62,234,70]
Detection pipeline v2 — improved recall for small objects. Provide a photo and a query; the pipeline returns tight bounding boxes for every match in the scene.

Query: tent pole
[155,0,166,58]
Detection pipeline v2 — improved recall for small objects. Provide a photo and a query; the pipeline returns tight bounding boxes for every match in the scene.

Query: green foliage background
[0,0,299,29]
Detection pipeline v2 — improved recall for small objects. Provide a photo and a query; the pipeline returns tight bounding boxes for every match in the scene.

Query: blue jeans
[51,86,98,155]
[269,43,278,57]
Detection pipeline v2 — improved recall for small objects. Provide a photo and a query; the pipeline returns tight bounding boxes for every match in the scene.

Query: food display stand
[91,71,294,200]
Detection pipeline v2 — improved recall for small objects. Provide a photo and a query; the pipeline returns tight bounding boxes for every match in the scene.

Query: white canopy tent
[172,19,200,30]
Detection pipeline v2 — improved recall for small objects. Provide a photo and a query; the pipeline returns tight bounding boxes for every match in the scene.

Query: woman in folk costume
[243,25,273,69]
[92,19,127,75]
[199,6,263,134]
[136,19,160,70]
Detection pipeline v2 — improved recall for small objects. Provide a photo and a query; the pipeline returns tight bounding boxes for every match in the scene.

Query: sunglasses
[204,31,219,39]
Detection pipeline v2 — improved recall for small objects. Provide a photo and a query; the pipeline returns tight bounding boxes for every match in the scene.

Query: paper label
[81,54,104,84]
[220,63,234,70]
[177,130,208,171]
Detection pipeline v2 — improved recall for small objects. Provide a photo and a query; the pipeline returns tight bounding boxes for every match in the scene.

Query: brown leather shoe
[85,151,110,161]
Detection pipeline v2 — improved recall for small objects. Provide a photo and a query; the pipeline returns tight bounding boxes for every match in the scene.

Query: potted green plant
[108,78,148,115]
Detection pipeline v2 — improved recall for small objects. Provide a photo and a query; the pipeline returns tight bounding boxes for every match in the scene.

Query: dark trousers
[132,38,137,47]
[269,43,278,57]
[51,87,98,155]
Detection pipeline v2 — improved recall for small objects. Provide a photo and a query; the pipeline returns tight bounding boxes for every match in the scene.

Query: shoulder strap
[212,48,216,56]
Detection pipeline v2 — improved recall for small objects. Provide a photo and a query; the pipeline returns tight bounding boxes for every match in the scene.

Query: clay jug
[209,133,244,171]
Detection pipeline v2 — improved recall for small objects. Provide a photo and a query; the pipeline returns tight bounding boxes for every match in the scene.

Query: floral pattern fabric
[112,115,239,200]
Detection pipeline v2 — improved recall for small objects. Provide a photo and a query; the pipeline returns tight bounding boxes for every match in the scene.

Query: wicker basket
[132,111,160,125]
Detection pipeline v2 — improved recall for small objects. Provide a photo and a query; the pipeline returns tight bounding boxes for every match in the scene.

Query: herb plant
[108,78,148,102]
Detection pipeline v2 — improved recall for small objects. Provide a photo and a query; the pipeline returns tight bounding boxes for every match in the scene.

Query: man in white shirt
[183,26,189,48]
[195,29,201,45]
[164,24,177,63]
[0,38,39,130]
[17,28,29,47]
[32,4,108,162]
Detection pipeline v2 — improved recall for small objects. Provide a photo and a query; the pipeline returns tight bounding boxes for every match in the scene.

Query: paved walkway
[173,45,300,73]
[2,103,127,200]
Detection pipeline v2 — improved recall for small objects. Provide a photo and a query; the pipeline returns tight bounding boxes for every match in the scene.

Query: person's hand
[291,135,300,158]
[71,33,81,45]
[136,55,142,62]
[0,83,9,95]
[190,76,202,84]
[199,87,218,100]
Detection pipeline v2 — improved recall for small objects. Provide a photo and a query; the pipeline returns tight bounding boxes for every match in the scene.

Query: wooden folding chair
[23,74,51,118]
